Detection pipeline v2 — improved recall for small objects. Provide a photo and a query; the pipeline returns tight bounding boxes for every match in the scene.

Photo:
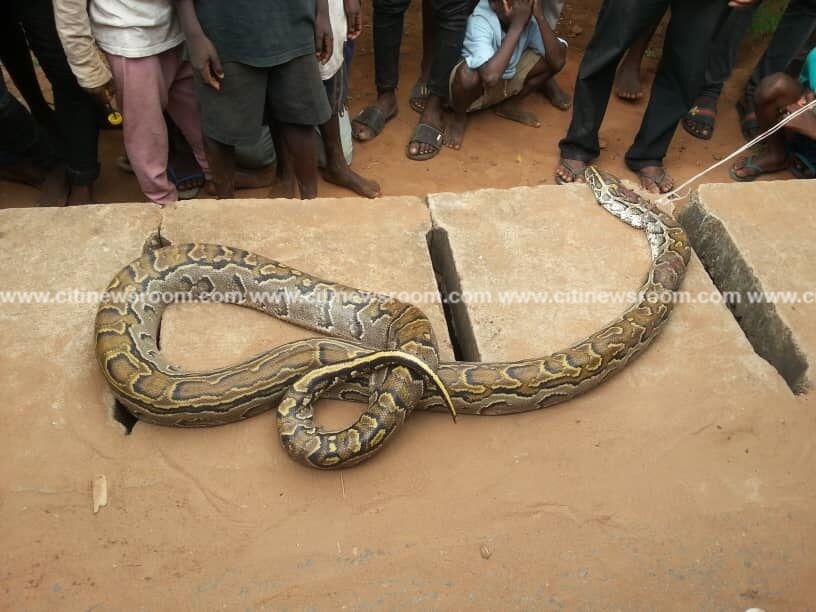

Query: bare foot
[37,164,68,207]
[555,158,587,184]
[542,78,572,111]
[66,183,94,206]
[204,167,275,196]
[614,60,644,102]
[635,165,673,194]
[0,161,48,187]
[322,161,381,198]
[269,175,297,199]
[443,112,467,150]
[730,153,788,181]
[494,98,540,127]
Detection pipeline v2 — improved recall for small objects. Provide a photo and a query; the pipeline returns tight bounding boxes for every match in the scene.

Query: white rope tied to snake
[656,96,816,206]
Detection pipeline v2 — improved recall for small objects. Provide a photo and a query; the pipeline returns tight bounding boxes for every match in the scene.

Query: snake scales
[95,168,690,469]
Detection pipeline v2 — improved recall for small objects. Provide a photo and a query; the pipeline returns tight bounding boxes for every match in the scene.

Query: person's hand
[344,0,362,40]
[315,0,334,64]
[188,33,224,90]
[784,90,816,114]
[532,0,546,22]
[84,79,117,110]
[728,0,760,8]
[505,0,533,29]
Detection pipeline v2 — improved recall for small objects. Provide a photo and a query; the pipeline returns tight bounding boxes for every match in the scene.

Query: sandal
[790,153,815,179]
[737,97,760,142]
[554,158,586,185]
[729,155,766,182]
[351,105,397,142]
[406,122,443,161]
[634,166,673,193]
[682,97,718,140]
[116,155,134,174]
[409,79,430,114]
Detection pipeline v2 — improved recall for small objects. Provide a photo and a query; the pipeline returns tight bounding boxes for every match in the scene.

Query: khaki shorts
[450,49,542,112]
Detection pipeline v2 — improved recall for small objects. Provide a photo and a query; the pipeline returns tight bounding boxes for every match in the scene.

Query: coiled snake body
[95,169,690,469]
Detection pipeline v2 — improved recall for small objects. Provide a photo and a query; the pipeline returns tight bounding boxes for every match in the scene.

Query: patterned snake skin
[95,168,690,469]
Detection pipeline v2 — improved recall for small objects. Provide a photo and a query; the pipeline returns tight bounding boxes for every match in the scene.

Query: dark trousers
[559,0,731,169]
[700,0,816,100]
[373,0,470,99]
[11,0,100,185]
[0,75,56,168]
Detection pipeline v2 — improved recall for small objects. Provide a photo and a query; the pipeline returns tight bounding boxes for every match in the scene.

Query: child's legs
[107,53,176,204]
[164,49,210,175]
[194,62,267,198]
[756,73,805,161]
[267,54,331,199]
[449,61,484,113]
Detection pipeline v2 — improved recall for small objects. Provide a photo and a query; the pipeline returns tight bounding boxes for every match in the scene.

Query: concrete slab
[429,183,816,608]
[680,180,816,393]
[2,189,815,609]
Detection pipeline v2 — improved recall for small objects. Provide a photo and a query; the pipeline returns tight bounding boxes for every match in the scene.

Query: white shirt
[318,0,347,81]
[89,0,184,58]
[54,0,184,88]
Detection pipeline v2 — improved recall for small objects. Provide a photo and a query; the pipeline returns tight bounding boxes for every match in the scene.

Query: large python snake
[95,168,690,469]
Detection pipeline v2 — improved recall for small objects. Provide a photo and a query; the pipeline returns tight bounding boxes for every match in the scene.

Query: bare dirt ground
[0,2,782,208]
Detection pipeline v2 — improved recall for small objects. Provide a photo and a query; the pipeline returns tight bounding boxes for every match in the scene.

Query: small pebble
[480,545,492,560]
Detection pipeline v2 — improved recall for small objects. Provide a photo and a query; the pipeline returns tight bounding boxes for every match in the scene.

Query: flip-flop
[116,155,134,174]
[737,98,760,141]
[790,152,816,179]
[729,155,765,182]
[409,80,430,113]
[406,122,443,161]
[682,99,718,140]
[168,166,205,199]
[351,105,396,142]
[635,166,673,193]
[554,158,586,185]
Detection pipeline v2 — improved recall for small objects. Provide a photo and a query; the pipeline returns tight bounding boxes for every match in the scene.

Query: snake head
[585,166,649,208]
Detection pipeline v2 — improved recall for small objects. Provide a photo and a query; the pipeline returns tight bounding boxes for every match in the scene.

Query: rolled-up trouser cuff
[66,162,101,186]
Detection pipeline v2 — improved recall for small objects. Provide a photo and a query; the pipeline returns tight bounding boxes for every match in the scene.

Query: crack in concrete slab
[425,226,480,362]
[679,193,809,394]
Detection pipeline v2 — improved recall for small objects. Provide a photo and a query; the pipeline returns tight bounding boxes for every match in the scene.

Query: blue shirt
[462,0,548,79]
[800,47,816,91]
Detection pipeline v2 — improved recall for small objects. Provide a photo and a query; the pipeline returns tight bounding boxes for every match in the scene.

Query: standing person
[9,0,100,205]
[349,0,472,162]
[175,0,333,199]
[54,0,210,205]
[0,70,66,204]
[0,19,58,136]
[684,0,816,141]
[555,0,760,194]
[317,0,382,197]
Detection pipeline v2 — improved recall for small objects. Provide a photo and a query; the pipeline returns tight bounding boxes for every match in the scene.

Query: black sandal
[406,122,443,161]
[351,105,396,142]
[682,97,718,140]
